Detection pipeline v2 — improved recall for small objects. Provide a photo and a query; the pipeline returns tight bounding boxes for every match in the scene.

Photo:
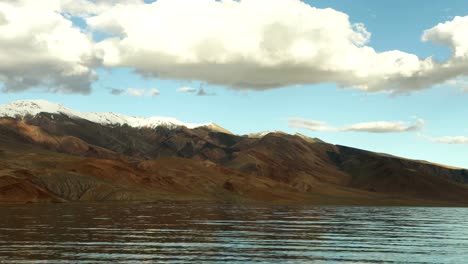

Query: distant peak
[8,99,65,107]
[294,133,324,143]
[0,99,213,130]
[7,99,62,108]
[0,99,76,118]
[247,130,285,138]
[204,123,233,134]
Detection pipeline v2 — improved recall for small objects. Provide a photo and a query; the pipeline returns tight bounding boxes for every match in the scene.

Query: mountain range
[1,100,467,205]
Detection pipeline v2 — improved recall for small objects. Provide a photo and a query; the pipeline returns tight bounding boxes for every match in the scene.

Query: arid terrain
[1,112,468,205]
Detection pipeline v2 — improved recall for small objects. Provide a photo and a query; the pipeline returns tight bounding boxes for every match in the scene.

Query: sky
[0,0,468,168]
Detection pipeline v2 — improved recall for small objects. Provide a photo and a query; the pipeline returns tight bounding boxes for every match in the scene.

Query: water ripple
[0,203,467,263]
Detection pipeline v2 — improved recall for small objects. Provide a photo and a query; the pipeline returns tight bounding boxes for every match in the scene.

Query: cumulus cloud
[85,0,468,93]
[4,0,468,95]
[289,118,425,133]
[0,11,7,25]
[423,16,468,58]
[429,136,468,145]
[60,0,144,18]
[0,0,96,94]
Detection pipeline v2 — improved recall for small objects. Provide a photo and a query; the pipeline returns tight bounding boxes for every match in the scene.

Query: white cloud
[423,16,468,58]
[342,119,425,133]
[289,118,425,133]
[0,11,6,25]
[3,1,468,95]
[86,0,468,93]
[430,136,468,145]
[0,0,96,93]
[288,118,335,132]
[126,88,145,97]
[124,88,159,97]
[177,86,197,93]
[60,0,144,17]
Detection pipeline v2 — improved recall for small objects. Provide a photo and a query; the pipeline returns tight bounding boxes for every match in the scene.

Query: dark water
[0,202,467,263]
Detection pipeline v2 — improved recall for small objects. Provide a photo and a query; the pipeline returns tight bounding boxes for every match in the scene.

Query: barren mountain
[0,100,467,205]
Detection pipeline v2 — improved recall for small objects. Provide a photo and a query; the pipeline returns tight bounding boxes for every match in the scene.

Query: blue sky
[1,0,468,168]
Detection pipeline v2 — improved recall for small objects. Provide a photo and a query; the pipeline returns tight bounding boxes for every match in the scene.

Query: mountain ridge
[0,100,215,130]
[0,99,460,170]
[0,99,467,205]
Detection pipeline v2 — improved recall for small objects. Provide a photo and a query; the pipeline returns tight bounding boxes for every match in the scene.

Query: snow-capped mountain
[0,100,211,129]
[247,130,286,138]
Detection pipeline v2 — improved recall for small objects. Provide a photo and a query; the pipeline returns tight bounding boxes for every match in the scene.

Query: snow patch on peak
[294,133,324,143]
[247,130,285,138]
[0,99,79,118]
[0,100,210,129]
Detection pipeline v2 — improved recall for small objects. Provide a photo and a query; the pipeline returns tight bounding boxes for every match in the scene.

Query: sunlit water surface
[0,202,468,263]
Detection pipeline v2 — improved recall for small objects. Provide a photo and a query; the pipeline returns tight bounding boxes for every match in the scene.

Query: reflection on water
[0,202,467,263]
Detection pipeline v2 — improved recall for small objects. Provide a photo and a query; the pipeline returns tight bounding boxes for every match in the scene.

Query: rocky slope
[0,100,467,205]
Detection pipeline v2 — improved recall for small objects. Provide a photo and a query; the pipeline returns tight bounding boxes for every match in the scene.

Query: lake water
[0,202,467,263]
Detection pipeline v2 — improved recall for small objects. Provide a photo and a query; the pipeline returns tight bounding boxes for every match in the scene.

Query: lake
[0,202,467,263]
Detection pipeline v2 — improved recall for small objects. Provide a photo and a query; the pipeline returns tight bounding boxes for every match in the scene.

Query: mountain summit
[0,100,214,130]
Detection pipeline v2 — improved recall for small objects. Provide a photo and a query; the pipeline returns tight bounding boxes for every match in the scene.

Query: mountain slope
[0,100,468,205]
